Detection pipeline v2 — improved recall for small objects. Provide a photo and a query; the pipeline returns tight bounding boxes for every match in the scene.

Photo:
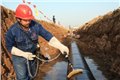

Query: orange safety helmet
[15,4,34,20]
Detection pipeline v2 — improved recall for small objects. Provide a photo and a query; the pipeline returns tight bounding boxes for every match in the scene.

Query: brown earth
[76,7,120,80]
[1,5,69,80]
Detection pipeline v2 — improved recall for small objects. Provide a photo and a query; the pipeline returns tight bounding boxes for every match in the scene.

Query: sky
[1,0,120,28]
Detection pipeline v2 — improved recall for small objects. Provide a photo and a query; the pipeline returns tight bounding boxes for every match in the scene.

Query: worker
[53,15,56,23]
[5,4,69,80]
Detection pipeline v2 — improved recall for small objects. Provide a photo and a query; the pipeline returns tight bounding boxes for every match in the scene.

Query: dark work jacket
[6,20,53,53]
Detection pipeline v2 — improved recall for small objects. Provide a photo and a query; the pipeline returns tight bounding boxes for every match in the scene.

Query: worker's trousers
[12,55,37,80]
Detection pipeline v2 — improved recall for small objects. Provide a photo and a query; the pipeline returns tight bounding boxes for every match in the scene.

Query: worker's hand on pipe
[48,37,69,57]
[59,45,69,58]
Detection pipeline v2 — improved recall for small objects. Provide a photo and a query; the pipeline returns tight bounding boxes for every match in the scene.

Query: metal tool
[63,52,83,78]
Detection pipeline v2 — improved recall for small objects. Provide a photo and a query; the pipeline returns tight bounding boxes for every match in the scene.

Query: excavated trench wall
[76,8,120,80]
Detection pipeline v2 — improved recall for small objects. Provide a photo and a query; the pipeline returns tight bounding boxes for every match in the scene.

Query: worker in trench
[5,4,69,80]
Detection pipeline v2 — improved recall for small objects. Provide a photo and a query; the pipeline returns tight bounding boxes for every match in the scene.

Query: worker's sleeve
[5,29,15,53]
[38,24,53,41]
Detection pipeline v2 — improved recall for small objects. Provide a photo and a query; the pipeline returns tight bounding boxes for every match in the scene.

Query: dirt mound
[76,7,120,79]
[1,5,68,80]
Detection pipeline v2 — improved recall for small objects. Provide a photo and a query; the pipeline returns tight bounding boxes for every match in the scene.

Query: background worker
[53,15,56,24]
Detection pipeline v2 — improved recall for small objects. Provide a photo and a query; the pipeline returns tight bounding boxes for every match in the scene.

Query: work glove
[11,46,36,60]
[22,52,36,60]
[48,37,69,57]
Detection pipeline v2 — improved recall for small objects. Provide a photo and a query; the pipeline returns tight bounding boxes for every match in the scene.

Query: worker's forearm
[11,46,36,60]
[48,37,69,57]
[11,46,25,56]
[48,37,63,49]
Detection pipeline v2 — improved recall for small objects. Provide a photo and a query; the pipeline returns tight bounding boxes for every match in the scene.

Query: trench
[34,41,107,80]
